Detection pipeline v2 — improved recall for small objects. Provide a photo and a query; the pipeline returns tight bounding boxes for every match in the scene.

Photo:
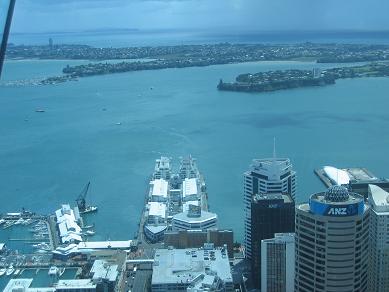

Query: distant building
[49,38,53,49]
[151,244,233,292]
[164,229,234,257]
[250,193,295,288]
[261,233,295,292]
[368,184,389,291]
[313,67,322,78]
[172,204,217,232]
[244,155,296,259]
[295,186,369,292]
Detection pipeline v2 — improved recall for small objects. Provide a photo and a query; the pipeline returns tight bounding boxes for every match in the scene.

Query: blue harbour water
[1,32,389,246]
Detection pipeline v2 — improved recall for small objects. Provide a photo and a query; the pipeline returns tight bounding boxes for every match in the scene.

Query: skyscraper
[261,233,295,292]
[368,184,389,291]
[295,186,369,292]
[243,155,296,260]
[250,193,295,288]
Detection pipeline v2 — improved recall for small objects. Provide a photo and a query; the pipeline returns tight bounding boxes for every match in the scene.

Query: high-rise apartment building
[368,184,389,291]
[295,186,369,292]
[244,156,296,259]
[261,233,295,292]
[250,193,295,288]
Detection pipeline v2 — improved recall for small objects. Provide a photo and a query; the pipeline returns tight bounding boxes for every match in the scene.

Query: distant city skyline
[10,0,389,34]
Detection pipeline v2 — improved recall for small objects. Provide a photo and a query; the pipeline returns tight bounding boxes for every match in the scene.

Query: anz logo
[327,207,347,215]
[325,204,358,216]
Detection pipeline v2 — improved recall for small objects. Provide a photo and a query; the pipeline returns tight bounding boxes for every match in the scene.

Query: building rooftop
[249,157,294,179]
[369,184,389,212]
[4,279,55,292]
[90,259,118,283]
[152,246,232,287]
[150,179,168,198]
[253,193,293,204]
[262,233,295,244]
[148,202,166,218]
[78,240,134,250]
[323,166,350,185]
[56,279,97,289]
[173,209,217,224]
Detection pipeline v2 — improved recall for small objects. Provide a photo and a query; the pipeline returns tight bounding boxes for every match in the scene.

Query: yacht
[0,268,6,276]
[6,265,14,276]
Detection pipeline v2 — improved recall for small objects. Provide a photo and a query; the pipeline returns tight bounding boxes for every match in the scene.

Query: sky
[9,0,389,34]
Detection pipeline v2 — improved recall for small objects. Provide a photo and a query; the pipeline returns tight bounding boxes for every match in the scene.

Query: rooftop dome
[324,185,350,202]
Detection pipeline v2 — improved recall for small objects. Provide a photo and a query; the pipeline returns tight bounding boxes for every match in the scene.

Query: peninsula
[217,63,389,93]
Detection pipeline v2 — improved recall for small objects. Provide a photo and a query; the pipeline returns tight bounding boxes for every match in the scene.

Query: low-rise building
[152,244,233,292]
[172,204,217,232]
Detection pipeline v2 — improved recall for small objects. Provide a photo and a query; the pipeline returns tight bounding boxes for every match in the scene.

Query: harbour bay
[1,58,389,242]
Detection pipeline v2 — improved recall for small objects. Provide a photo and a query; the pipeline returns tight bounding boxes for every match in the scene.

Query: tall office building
[261,233,295,292]
[368,184,389,291]
[243,155,296,259]
[250,193,295,288]
[295,186,369,292]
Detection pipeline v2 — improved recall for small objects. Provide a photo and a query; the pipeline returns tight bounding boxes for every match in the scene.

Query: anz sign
[310,199,363,217]
[325,204,358,217]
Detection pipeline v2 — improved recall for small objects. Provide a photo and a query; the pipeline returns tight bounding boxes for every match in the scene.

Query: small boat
[0,268,6,276]
[14,269,21,276]
[48,266,59,276]
[35,109,45,113]
[80,206,98,214]
[115,122,122,126]
[82,223,95,229]
[59,267,65,277]
[6,265,14,276]
[0,219,5,225]
[85,230,95,236]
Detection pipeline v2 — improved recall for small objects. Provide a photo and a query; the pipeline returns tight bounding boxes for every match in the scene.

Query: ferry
[143,156,209,243]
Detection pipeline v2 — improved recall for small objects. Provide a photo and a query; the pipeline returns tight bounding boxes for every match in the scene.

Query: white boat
[59,267,65,277]
[48,266,59,276]
[85,230,95,236]
[0,268,6,276]
[0,219,5,225]
[14,269,21,276]
[6,265,14,276]
[80,206,98,214]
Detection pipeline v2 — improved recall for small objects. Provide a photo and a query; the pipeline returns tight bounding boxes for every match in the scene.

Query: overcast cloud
[10,0,389,33]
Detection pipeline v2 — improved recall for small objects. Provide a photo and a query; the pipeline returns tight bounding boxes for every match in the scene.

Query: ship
[143,156,209,243]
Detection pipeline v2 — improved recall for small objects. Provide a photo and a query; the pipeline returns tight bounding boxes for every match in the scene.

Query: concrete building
[250,193,295,288]
[151,244,233,292]
[244,155,296,259]
[295,186,369,292]
[164,229,234,258]
[368,184,389,291]
[90,259,119,292]
[4,279,55,292]
[172,204,217,231]
[261,233,295,292]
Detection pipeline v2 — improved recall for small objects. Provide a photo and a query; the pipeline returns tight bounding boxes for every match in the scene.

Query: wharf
[314,168,333,188]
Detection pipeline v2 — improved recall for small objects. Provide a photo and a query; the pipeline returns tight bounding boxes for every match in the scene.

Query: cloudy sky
[10,0,389,33]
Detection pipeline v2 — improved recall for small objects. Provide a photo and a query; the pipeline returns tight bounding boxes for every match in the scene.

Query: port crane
[76,182,98,214]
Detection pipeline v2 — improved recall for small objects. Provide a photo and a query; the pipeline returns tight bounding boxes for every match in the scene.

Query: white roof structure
[55,204,82,244]
[78,240,134,250]
[150,179,168,198]
[4,279,55,292]
[369,184,389,212]
[323,166,350,185]
[90,260,118,283]
[56,279,96,289]
[183,178,198,198]
[152,246,232,289]
[148,202,166,218]
[173,210,217,224]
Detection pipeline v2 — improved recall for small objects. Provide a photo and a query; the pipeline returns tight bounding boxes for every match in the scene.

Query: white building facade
[244,157,296,259]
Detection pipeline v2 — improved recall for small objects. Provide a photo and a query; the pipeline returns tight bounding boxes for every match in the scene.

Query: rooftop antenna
[273,137,277,160]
